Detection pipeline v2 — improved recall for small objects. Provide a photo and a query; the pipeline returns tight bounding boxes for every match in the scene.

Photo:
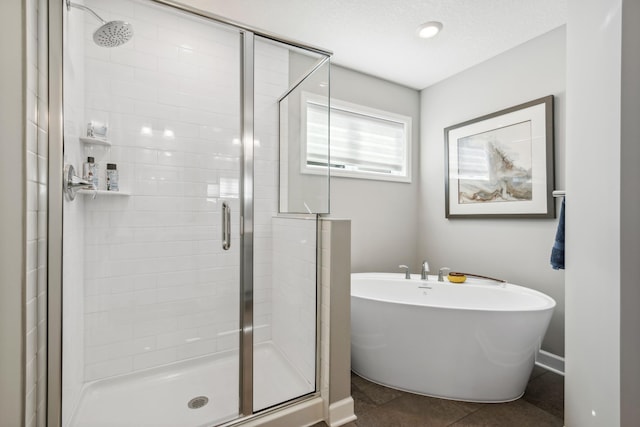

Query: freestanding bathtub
[350,272,555,403]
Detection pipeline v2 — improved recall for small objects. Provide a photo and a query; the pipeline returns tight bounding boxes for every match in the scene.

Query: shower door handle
[222,201,231,250]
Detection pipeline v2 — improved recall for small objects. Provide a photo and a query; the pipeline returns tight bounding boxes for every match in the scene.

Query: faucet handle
[398,264,410,279]
[438,267,451,282]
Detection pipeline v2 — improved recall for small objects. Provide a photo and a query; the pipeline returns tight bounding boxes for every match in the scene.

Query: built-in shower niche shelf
[79,136,111,146]
[78,189,131,197]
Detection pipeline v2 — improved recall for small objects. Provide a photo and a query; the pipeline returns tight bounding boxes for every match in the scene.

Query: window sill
[302,165,411,183]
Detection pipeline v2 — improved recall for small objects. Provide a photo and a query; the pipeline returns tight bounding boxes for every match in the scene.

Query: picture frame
[444,95,554,219]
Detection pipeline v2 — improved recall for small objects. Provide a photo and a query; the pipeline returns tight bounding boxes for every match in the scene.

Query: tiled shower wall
[25,0,48,425]
[272,216,318,387]
[253,38,290,345]
[68,0,290,382]
[77,0,241,381]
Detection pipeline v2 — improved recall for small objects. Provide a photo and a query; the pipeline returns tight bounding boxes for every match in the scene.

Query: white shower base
[69,342,314,427]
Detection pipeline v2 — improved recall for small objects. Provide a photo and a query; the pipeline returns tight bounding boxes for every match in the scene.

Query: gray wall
[0,0,25,425]
[418,26,566,356]
[328,66,420,273]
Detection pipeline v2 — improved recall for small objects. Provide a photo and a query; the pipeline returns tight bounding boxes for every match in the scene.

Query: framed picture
[444,95,554,219]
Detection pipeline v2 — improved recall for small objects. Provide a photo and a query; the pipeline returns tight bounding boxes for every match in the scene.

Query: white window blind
[304,96,411,182]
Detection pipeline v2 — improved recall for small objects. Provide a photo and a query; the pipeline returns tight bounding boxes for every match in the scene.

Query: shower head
[66,1,134,47]
[93,21,134,48]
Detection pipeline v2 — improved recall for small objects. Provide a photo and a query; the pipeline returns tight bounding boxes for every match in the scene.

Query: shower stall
[48,0,331,425]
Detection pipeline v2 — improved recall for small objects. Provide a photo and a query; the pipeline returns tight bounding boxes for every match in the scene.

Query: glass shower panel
[253,36,326,412]
[278,49,330,215]
[61,1,242,425]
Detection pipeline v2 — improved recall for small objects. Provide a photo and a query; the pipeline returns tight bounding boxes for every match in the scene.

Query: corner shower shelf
[79,136,111,146]
[78,189,131,197]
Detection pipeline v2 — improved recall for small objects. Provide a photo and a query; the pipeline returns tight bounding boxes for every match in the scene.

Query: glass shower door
[60,1,243,425]
[252,36,330,412]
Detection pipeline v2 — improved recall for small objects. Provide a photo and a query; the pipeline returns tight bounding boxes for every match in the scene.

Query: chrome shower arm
[66,1,107,25]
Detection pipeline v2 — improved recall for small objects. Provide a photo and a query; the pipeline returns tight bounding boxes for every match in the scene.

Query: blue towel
[550,198,565,270]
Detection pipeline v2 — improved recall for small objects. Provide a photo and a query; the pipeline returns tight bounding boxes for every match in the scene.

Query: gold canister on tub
[448,272,467,283]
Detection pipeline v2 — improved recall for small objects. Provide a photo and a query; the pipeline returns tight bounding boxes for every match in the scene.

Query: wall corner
[319,218,356,426]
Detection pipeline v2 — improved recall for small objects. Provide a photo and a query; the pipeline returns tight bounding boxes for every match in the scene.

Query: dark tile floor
[312,366,564,427]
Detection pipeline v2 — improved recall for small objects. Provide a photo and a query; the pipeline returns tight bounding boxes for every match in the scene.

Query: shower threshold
[69,342,313,427]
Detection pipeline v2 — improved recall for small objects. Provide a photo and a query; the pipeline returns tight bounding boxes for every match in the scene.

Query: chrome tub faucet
[399,264,410,279]
[421,260,430,280]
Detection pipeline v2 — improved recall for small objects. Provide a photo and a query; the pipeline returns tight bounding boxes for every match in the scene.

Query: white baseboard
[536,349,565,376]
[328,397,357,427]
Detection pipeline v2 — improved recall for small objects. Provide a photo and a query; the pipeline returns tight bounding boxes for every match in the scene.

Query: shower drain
[188,396,209,409]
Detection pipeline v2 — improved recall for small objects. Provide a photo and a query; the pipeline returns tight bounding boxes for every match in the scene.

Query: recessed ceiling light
[416,21,443,39]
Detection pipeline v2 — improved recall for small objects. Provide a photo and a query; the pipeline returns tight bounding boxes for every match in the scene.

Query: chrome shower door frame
[240,30,255,416]
[47,0,64,425]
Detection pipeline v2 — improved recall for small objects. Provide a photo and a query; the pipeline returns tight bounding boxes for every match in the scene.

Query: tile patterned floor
[313,366,563,427]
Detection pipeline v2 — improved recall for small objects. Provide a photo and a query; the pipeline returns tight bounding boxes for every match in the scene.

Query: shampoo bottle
[106,163,119,191]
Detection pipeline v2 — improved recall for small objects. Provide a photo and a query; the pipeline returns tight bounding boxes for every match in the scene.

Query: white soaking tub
[350,272,555,403]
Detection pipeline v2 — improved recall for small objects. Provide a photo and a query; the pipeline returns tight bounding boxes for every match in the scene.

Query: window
[302,94,412,183]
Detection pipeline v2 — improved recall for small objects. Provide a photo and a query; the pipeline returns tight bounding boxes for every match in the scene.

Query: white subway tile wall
[78,0,242,381]
[272,217,318,389]
[319,220,332,414]
[25,0,48,426]
[253,37,290,346]
[70,0,292,382]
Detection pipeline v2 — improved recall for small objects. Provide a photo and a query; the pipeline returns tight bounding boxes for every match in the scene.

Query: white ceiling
[184,0,567,90]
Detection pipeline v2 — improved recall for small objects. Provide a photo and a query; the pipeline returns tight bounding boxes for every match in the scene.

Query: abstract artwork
[445,96,554,218]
